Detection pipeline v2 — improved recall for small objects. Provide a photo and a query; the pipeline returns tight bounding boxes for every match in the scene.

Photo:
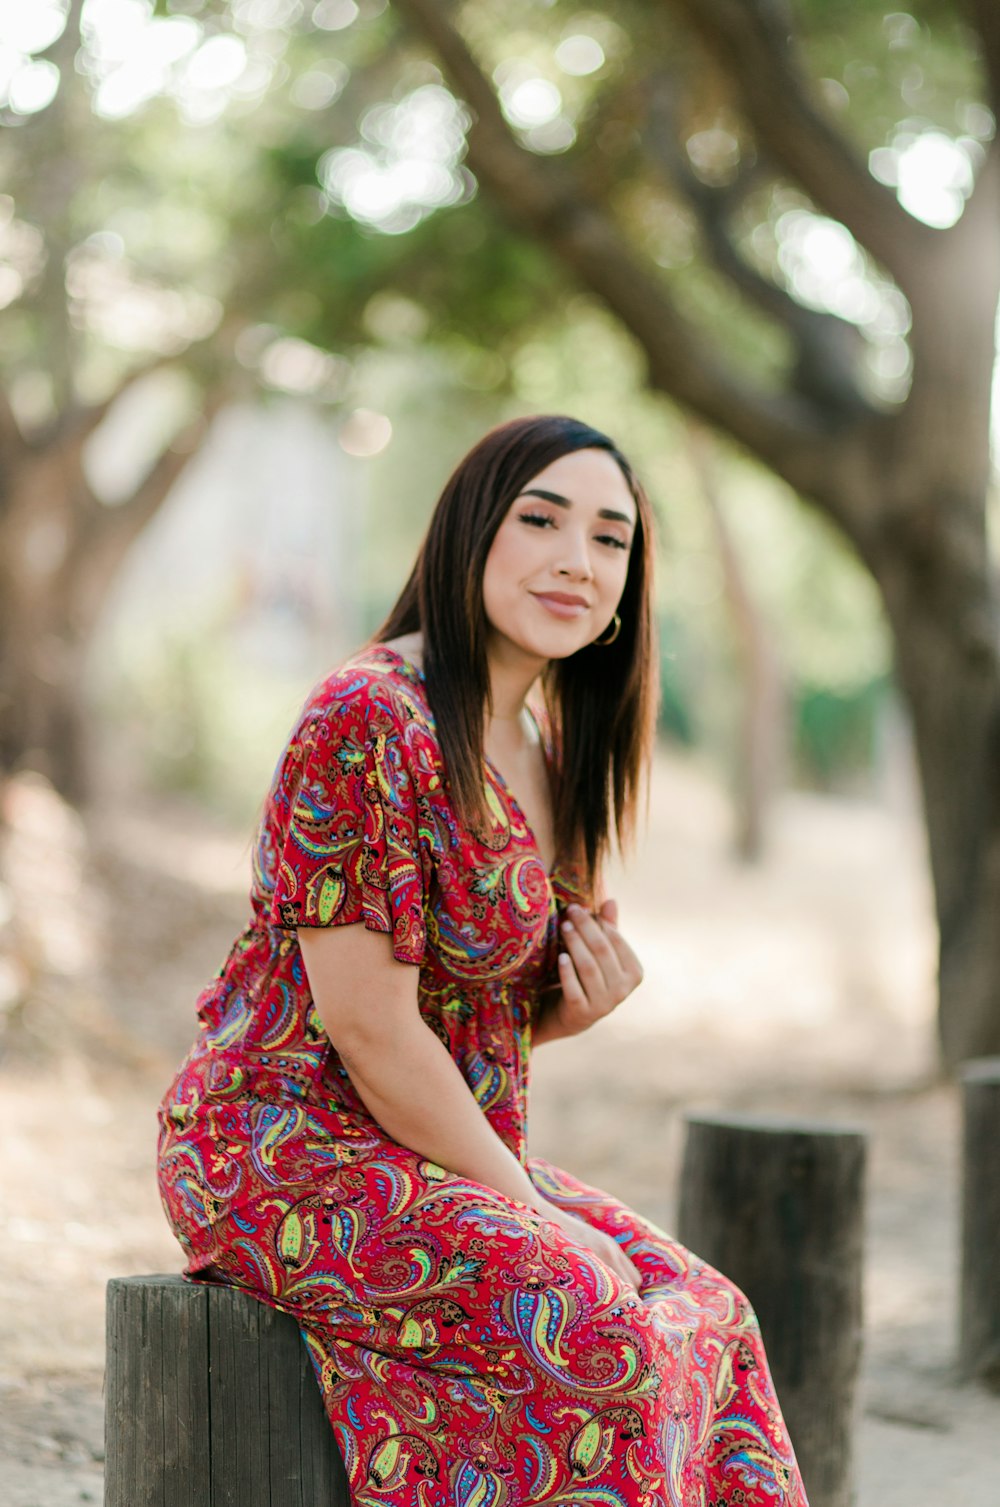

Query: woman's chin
[511,631,595,664]
[486,614,599,665]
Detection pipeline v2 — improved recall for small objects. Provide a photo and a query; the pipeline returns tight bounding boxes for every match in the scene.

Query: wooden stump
[960,1057,1000,1385]
[678,1112,867,1507]
[104,1274,350,1507]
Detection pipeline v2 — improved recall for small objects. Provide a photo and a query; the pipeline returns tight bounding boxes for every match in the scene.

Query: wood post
[678,1112,867,1507]
[104,1274,350,1507]
[960,1057,1000,1385]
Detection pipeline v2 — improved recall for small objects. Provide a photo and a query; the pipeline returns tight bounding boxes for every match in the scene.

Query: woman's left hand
[537,898,644,1043]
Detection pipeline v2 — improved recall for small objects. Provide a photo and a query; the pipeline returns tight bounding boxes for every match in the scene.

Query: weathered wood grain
[104,1273,350,1506]
[105,1275,211,1507]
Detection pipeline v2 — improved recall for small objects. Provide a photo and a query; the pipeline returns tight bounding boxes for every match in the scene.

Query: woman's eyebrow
[517,487,635,528]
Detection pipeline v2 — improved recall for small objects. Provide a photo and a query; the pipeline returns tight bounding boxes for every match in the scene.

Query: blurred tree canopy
[0,0,998,1064]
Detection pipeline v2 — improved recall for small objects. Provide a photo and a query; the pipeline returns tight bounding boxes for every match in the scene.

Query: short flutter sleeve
[267,674,427,965]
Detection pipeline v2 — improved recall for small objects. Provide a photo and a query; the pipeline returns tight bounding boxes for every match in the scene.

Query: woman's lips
[530,592,590,619]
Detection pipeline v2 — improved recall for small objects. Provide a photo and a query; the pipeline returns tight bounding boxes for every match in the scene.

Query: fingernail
[561,919,573,932]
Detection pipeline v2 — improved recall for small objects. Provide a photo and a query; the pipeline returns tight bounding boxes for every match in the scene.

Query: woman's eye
[518,512,630,550]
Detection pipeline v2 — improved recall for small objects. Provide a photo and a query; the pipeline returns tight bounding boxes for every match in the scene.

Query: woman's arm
[298,922,553,1215]
[297,921,642,1291]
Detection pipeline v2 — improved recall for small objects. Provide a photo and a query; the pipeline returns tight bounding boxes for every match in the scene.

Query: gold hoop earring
[593,611,621,646]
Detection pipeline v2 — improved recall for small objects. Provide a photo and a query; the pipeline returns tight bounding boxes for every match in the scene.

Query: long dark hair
[373,414,659,892]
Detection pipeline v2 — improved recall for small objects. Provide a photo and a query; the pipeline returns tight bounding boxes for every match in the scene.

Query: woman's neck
[379,628,544,744]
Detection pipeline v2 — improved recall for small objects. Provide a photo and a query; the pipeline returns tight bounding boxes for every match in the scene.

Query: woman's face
[481,447,638,665]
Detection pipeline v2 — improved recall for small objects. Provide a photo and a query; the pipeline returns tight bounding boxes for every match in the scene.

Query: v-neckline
[369,643,559,882]
[483,708,557,881]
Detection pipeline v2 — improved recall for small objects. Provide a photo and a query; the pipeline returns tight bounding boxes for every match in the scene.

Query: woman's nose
[556,530,594,579]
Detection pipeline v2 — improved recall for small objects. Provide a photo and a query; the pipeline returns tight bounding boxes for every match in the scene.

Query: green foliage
[657,616,695,745]
[794,673,893,791]
[6,0,988,802]
[796,0,984,146]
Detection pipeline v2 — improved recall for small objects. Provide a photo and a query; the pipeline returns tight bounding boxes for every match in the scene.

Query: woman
[157,414,808,1506]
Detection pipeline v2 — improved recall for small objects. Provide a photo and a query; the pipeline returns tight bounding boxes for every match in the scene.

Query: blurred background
[1,1,998,1502]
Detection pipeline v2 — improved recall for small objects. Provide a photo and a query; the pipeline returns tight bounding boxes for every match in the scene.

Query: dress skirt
[190,1144,807,1506]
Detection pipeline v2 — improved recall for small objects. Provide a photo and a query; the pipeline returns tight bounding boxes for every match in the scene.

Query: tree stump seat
[104,1273,351,1507]
[960,1057,1000,1386]
[678,1111,868,1507]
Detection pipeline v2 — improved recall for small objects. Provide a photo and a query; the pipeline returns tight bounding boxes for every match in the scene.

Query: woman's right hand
[537,1199,643,1294]
[535,898,644,1045]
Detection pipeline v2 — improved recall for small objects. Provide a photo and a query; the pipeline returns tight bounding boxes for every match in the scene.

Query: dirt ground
[1,744,997,1506]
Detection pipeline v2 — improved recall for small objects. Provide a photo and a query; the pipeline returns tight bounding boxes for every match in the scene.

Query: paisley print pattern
[157,644,808,1507]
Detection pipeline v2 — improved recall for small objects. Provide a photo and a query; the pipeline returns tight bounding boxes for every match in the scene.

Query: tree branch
[71,388,230,624]
[642,71,873,421]
[389,0,849,506]
[666,0,938,295]
[50,352,191,458]
[961,133,1000,241]
[106,389,228,538]
[31,0,85,69]
[0,385,28,461]
[967,0,1000,115]
[0,385,30,533]
[48,314,247,468]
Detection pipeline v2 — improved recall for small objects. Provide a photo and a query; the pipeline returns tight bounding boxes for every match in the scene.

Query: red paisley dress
[156,643,808,1507]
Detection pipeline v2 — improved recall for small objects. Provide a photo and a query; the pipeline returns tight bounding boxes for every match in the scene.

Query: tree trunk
[0,397,220,802]
[886,598,1000,1067]
[865,443,1000,1066]
[0,641,92,804]
[0,444,94,800]
[687,422,788,861]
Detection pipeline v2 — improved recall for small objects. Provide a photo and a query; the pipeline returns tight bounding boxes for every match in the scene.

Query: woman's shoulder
[298,641,429,740]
